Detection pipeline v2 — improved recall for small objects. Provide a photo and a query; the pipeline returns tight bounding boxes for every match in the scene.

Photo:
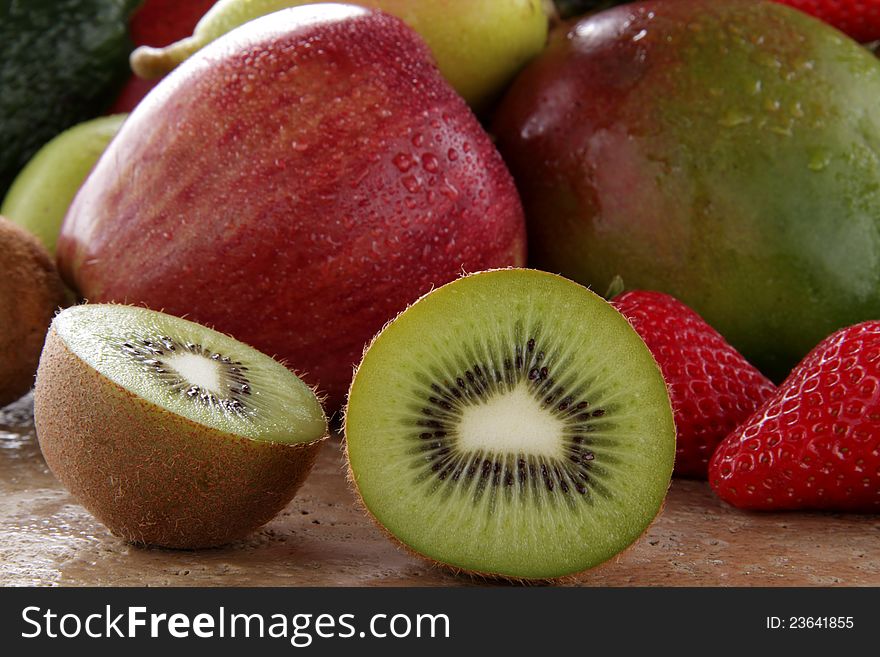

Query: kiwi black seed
[34,303,327,549]
[118,336,253,415]
[345,269,675,580]
[0,216,67,406]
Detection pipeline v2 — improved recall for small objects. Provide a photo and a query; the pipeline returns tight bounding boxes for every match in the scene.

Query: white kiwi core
[164,351,224,396]
[456,383,565,458]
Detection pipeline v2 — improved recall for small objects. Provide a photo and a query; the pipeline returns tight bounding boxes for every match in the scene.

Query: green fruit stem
[604,275,625,300]
[131,37,201,80]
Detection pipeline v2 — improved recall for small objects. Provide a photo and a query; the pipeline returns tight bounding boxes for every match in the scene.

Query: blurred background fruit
[0,0,139,197]
[131,0,549,112]
[0,217,67,407]
[494,0,880,382]
[775,0,880,43]
[551,0,880,44]
[1,115,126,255]
[107,0,219,113]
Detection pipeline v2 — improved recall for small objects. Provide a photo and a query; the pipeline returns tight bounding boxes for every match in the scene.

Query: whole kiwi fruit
[0,216,67,406]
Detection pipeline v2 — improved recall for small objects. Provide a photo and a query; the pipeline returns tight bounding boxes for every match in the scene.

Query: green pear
[131,0,548,111]
[1,115,126,255]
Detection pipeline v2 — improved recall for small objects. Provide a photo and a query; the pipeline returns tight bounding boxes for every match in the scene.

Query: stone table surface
[2,395,878,587]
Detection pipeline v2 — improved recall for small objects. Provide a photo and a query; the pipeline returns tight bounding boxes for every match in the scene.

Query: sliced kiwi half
[345,269,675,580]
[34,303,327,549]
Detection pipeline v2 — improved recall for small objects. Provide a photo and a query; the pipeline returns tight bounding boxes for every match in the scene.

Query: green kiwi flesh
[345,269,675,580]
[34,303,327,548]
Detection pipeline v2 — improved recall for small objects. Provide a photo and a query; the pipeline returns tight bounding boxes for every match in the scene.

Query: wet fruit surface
[613,290,776,478]
[494,0,880,381]
[59,7,526,408]
[711,321,880,512]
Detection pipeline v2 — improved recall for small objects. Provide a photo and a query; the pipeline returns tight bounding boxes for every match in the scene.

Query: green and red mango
[494,0,880,380]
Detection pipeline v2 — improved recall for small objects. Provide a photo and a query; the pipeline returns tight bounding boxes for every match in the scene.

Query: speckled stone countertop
[2,394,878,587]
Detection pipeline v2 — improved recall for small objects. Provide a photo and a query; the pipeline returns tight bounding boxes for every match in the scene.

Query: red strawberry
[710,322,880,512]
[612,290,776,478]
[775,1,880,43]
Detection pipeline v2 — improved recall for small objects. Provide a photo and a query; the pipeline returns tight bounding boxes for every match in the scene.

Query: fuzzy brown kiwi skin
[341,268,676,583]
[34,326,325,549]
[0,216,67,407]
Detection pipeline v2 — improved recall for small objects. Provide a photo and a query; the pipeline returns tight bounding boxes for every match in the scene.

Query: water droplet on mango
[718,110,752,127]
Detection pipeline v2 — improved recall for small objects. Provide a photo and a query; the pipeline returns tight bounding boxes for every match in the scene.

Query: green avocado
[0,0,140,196]
[494,0,880,381]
